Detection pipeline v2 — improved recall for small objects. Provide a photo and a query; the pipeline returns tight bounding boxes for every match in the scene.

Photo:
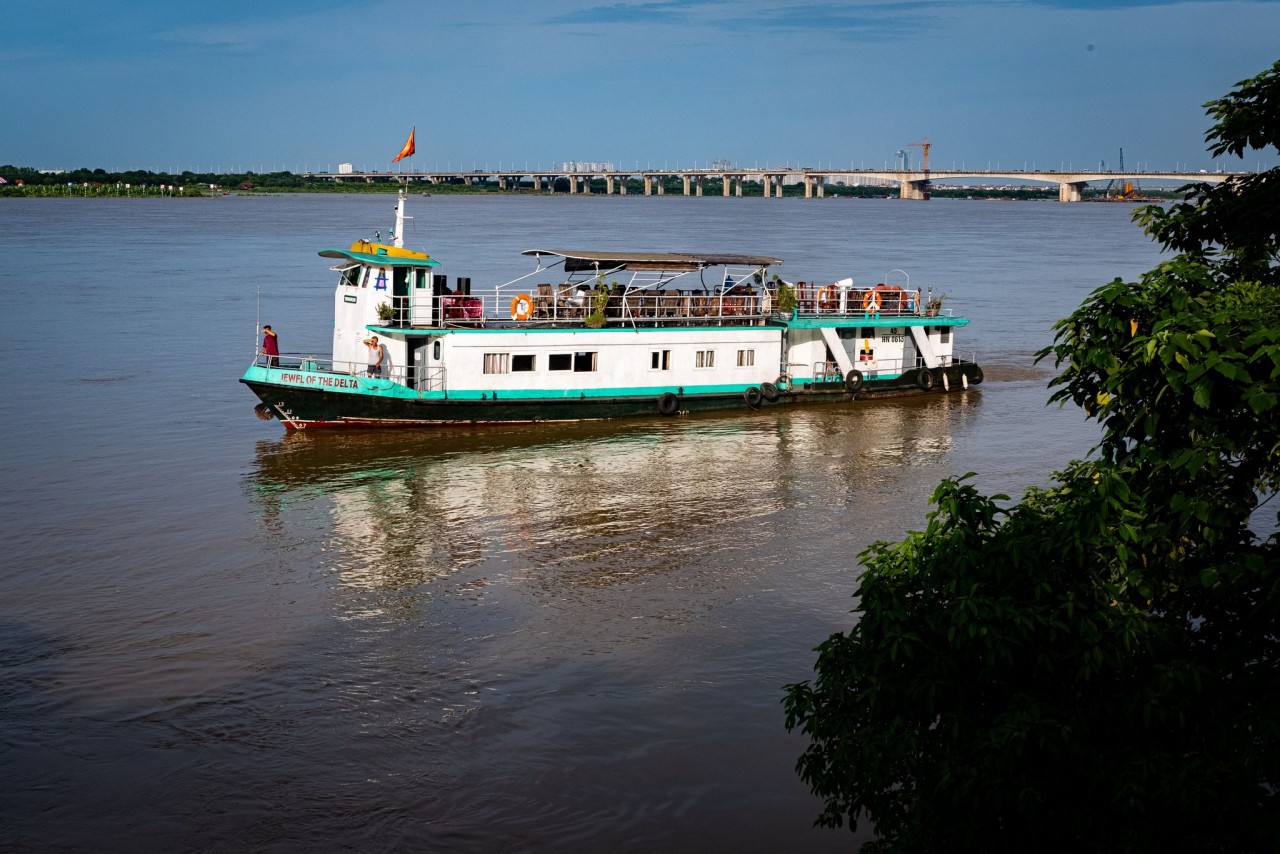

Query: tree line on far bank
[0,164,1173,201]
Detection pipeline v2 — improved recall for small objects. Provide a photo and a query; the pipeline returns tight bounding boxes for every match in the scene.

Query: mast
[393,187,410,248]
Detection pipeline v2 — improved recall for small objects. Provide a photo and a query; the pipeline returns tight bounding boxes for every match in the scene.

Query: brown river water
[1,194,1162,851]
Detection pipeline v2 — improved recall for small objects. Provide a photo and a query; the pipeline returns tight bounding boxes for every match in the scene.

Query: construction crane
[908,137,932,172]
[1104,148,1136,200]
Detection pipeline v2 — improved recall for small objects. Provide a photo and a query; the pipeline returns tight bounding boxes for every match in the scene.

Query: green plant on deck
[583,280,613,328]
[375,301,394,322]
[775,280,797,313]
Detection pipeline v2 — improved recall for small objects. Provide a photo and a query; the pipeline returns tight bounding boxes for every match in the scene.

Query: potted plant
[775,280,798,316]
[583,287,610,328]
[375,301,395,323]
[924,292,945,317]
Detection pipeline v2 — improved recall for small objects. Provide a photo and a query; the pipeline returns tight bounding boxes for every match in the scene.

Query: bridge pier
[1058,181,1085,202]
[681,175,691,196]
[900,179,930,200]
[606,175,615,195]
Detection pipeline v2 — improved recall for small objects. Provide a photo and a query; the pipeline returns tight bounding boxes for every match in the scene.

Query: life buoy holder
[760,381,780,402]
[816,286,839,312]
[844,369,864,394]
[510,293,534,321]
[863,291,881,314]
[916,368,935,391]
[744,386,764,409]
[658,392,680,416]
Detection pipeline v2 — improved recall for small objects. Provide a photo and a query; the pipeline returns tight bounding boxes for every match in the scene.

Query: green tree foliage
[784,61,1280,853]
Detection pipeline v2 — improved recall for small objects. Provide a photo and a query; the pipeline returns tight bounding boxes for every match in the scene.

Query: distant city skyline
[3,1,1279,174]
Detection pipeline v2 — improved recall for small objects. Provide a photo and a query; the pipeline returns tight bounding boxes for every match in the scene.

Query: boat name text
[280,372,361,389]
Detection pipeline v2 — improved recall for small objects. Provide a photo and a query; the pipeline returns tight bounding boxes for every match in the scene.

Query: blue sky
[3,0,1278,173]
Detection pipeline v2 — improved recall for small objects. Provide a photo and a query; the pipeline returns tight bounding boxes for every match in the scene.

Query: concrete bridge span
[315,167,1241,202]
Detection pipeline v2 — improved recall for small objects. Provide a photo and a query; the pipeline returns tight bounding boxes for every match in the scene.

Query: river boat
[241,191,982,429]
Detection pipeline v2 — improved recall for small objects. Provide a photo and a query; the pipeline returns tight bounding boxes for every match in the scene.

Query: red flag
[392,127,416,163]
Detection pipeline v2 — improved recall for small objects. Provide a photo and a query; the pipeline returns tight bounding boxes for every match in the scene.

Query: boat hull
[241,363,982,429]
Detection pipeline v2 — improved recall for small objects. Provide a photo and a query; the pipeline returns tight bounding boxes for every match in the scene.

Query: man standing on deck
[261,325,279,368]
[365,337,382,377]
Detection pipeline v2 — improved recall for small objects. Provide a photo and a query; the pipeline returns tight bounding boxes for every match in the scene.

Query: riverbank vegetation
[783,60,1280,852]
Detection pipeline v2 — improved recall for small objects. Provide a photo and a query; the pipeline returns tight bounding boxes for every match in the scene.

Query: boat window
[695,349,715,369]
[483,353,510,374]
[432,341,441,360]
[414,270,428,289]
[549,353,572,371]
[573,352,597,372]
[512,354,535,372]
[861,327,875,338]
[338,266,363,288]
[737,349,755,367]
[939,327,951,343]
[650,350,671,370]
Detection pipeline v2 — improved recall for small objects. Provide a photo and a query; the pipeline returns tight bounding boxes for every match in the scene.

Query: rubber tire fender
[744,386,764,409]
[657,391,680,416]
[760,381,780,402]
[844,369,864,394]
[917,368,936,391]
[968,365,984,385]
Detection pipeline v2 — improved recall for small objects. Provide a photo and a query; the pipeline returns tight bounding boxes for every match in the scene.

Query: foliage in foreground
[784,60,1280,852]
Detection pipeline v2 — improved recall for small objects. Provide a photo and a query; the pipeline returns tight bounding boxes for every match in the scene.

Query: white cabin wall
[332,265,390,373]
[441,329,782,392]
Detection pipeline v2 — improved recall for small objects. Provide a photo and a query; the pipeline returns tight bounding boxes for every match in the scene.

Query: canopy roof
[521,249,782,272]
[319,246,441,268]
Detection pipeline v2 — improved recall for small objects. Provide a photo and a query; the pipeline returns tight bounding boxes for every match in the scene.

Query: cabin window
[695,350,715,369]
[338,266,363,288]
[432,341,441,360]
[512,354,535,372]
[861,327,875,338]
[414,270,428,289]
[573,352,597,372]
[483,353,510,374]
[549,353,572,371]
[650,350,671,370]
[736,349,755,367]
[939,327,951,344]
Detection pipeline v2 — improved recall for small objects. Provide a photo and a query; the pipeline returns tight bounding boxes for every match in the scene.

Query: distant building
[338,163,354,175]
[560,161,615,173]
[38,169,66,175]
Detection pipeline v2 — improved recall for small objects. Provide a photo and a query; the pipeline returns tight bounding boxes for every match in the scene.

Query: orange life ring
[862,290,882,313]
[510,293,533,321]
[816,285,839,311]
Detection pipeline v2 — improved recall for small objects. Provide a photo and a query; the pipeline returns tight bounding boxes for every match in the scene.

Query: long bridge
[309,167,1239,202]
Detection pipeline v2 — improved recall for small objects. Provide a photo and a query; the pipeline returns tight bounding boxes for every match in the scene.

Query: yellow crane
[909,137,932,172]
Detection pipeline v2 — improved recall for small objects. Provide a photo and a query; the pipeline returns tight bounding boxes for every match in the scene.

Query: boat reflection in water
[247,393,977,609]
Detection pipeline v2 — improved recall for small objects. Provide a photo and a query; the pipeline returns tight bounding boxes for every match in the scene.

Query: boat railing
[792,283,924,318]
[376,282,945,327]
[252,352,412,386]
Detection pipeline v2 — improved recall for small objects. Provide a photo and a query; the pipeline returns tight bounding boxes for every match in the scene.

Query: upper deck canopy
[521,249,782,272]
[320,242,441,268]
